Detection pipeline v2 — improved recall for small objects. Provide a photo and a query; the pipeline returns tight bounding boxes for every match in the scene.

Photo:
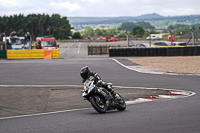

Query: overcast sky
[0,0,200,17]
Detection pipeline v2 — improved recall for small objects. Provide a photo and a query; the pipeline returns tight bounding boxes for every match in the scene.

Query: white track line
[112,58,135,71]
[60,43,74,54]
[0,108,90,120]
[112,58,169,75]
[77,43,81,53]
[0,85,83,87]
[112,58,200,76]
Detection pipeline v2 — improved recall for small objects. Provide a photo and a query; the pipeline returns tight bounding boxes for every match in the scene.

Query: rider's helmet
[80,66,90,79]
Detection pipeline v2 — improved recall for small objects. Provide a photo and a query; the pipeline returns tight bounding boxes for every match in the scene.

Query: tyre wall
[109,46,200,57]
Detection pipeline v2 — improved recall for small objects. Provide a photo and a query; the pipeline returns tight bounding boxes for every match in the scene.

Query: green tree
[0,17,3,33]
[101,29,107,36]
[119,22,137,31]
[72,32,81,39]
[82,26,94,37]
[137,21,155,30]
[106,29,116,36]
[167,25,175,30]
[94,28,102,36]
[118,30,127,37]
[132,26,145,37]
[18,29,25,36]
[162,29,168,33]
[174,28,190,35]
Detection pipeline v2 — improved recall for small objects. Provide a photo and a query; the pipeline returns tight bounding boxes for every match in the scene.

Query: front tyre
[116,93,126,111]
[90,95,107,114]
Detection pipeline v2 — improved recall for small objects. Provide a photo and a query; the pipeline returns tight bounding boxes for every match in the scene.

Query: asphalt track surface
[0,42,200,133]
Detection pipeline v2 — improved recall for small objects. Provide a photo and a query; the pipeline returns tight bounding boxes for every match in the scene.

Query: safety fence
[0,49,59,59]
[88,45,126,55]
[109,46,200,57]
[88,45,109,55]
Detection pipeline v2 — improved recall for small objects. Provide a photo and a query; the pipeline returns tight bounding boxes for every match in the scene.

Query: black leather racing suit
[82,72,115,95]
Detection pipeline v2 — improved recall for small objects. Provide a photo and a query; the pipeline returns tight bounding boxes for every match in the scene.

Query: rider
[80,66,116,97]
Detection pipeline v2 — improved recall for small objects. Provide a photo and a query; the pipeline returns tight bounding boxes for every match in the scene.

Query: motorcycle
[81,78,126,113]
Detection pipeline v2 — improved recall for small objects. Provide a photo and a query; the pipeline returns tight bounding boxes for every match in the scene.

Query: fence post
[190,28,195,46]
[88,45,90,55]
[91,45,93,55]
[124,30,129,47]
[100,45,102,55]
[147,30,151,47]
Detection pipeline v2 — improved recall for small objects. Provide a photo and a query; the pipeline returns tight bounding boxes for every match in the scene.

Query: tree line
[0,14,71,39]
[78,21,200,39]
[167,24,200,36]
[77,21,155,38]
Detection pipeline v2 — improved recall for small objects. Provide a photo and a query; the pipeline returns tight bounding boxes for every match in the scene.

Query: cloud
[163,8,196,16]
[81,0,101,4]
[50,1,80,12]
[0,0,200,17]
[0,0,20,7]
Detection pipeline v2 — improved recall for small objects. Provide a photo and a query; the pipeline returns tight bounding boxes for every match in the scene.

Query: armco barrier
[7,50,44,59]
[7,49,60,59]
[52,49,60,58]
[0,50,7,59]
[44,50,52,59]
[109,46,200,57]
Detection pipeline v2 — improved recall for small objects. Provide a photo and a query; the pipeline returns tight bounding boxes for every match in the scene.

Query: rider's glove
[107,82,112,89]
[96,80,103,86]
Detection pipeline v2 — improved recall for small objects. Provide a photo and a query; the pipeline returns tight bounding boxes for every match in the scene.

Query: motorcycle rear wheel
[90,95,107,114]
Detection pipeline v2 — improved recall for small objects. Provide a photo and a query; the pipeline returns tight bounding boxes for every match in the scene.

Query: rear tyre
[90,95,107,114]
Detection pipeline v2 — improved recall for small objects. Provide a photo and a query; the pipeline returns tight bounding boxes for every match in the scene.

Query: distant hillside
[68,13,200,26]
[68,13,166,25]
[136,13,165,19]
[68,13,200,30]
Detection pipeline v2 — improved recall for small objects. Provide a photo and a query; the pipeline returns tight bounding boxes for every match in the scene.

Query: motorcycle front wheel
[90,95,107,114]
[116,93,126,111]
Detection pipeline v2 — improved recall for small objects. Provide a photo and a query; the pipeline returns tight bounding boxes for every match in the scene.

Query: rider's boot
[106,83,118,98]
[102,82,118,98]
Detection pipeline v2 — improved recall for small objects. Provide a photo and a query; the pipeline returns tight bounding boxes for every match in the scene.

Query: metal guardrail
[146,46,185,48]
[52,49,60,58]
[7,50,44,59]
[2,49,59,59]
